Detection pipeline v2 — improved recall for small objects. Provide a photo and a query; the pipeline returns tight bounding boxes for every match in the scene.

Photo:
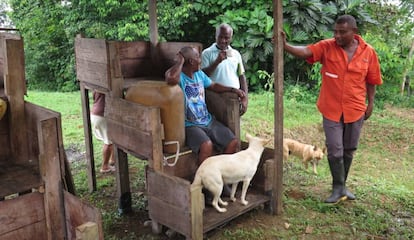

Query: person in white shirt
[201,23,248,115]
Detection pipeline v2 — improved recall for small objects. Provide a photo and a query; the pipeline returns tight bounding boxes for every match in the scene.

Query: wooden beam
[149,0,159,47]
[39,117,67,239]
[80,83,97,192]
[114,146,131,214]
[148,0,160,74]
[2,37,29,162]
[272,0,284,215]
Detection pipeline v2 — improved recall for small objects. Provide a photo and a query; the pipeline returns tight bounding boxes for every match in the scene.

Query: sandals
[100,165,116,173]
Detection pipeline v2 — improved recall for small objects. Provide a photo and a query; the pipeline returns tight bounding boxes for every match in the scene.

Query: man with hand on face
[165,46,246,166]
[281,15,382,204]
[202,23,248,115]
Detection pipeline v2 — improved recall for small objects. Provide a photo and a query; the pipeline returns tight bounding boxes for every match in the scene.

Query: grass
[25,90,414,239]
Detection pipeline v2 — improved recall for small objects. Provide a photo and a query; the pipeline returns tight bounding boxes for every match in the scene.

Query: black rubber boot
[343,150,356,200]
[325,157,347,204]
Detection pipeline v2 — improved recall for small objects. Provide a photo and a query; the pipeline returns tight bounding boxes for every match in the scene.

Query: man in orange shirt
[281,15,382,204]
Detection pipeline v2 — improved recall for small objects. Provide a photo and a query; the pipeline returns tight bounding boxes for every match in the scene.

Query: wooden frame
[0,33,103,240]
[75,33,282,238]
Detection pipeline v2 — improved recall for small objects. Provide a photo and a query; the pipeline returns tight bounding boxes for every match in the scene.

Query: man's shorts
[90,114,112,145]
[185,118,235,154]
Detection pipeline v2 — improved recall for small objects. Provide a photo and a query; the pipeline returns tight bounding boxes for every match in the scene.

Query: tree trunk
[401,38,414,96]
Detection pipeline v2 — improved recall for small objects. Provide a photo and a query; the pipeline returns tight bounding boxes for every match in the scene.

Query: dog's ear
[246,133,253,141]
[313,145,318,151]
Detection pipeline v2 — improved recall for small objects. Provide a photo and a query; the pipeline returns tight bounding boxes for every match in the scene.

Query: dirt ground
[69,105,414,239]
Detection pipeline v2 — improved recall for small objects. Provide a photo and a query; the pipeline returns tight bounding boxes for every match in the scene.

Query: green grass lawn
[25,90,414,239]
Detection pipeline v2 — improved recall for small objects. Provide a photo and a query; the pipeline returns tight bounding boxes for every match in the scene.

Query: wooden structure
[75,35,278,239]
[74,0,285,238]
[0,33,103,239]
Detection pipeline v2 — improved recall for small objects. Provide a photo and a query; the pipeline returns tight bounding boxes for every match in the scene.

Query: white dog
[191,133,269,213]
[283,138,325,174]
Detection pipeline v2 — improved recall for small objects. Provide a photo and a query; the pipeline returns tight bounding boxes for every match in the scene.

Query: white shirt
[201,43,245,89]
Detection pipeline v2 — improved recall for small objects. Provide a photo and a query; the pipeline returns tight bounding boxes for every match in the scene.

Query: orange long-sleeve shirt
[306,35,382,123]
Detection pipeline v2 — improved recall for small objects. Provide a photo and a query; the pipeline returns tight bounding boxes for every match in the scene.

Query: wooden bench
[75,36,279,239]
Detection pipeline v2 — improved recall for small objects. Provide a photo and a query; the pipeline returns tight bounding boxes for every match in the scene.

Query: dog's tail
[191,172,202,187]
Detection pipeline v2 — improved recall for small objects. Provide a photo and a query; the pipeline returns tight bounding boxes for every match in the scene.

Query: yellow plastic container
[0,98,6,120]
[125,81,185,153]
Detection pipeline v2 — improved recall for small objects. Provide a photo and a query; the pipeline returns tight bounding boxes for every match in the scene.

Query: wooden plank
[25,102,41,161]
[3,38,28,162]
[120,59,155,78]
[203,190,270,233]
[25,101,64,166]
[75,37,110,89]
[117,41,152,77]
[0,162,41,198]
[38,117,66,239]
[205,90,240,148]
[149,0,159,47]
[0,220,47,240]
[114,147,131,214]
[0,103,10,160]
[147,169,202,239]
[148,196,192,238]
[147,168,194,237]
[74,37,108,64]
[272,0,284,215]
[79,84,96,192]
[190,184,204,240]
[147,167,191,210]
[158,42,203,59]
[0,192,46,235]
[162,151,198,179]
[105,97,163,164]
[0,48,3,89]
[263,159,275,192]
[108,118,154,158]
[157,42,203,74]
[63,191,103,240]
[75,58,109,89]
[3,37,26,96]
[107,42,122,97]
[117,41,150,59]
[250,146,274,192]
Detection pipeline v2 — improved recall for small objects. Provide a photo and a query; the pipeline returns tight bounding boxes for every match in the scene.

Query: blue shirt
[179,70,213,127]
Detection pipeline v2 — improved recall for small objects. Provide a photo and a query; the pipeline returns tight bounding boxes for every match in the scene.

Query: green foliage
[6,0,414,104]
[29,90,413,239]
[0,0,12,27]
[201,3,274,90]
[9,0,75,91]
[9,0,198,91]
[362,32,405,103]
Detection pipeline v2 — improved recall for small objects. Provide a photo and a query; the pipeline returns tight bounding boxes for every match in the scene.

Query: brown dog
[283,138,324,174]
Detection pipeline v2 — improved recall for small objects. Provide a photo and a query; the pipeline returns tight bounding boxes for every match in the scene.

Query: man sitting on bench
[165,46,245,166]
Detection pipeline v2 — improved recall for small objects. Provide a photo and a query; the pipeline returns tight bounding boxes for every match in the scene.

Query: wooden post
[149,0,159,47]
[2,37,29,162]
[39,117,67,239]
[272,0,284,215]
[148,0,160,73]
[80,83,97,192]
[190,185,203,240]
[114,145,131,214]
